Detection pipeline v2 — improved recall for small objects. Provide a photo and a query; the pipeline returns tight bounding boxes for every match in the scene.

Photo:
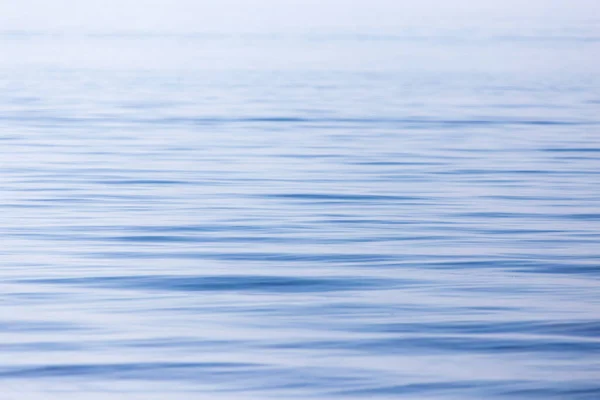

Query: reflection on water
[1,28,600,400]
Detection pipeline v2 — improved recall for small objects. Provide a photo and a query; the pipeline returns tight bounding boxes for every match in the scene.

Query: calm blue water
[1,25,600,400]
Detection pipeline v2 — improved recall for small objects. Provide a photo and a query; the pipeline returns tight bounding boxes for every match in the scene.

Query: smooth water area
[1,21,600,399]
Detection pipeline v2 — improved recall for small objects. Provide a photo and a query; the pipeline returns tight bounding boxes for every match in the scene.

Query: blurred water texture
[1,20,600,400]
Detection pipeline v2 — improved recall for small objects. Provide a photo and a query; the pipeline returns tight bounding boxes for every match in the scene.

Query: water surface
[1,22,600,400]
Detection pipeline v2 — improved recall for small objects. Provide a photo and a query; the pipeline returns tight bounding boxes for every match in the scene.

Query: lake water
[1,20,600,400]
